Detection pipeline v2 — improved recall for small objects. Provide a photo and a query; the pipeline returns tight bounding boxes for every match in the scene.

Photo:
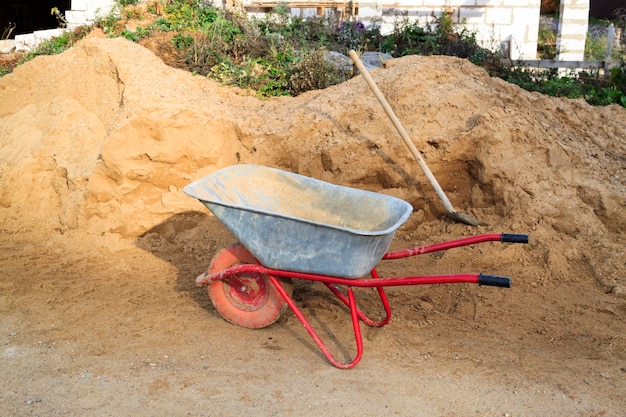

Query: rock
[360,51,393,70]
[0,39,16,54]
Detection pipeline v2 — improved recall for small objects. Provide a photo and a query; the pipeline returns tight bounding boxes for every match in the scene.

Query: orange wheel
[208,244,293,329]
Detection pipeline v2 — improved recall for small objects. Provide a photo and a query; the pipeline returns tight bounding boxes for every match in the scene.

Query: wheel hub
[223,272,268,312]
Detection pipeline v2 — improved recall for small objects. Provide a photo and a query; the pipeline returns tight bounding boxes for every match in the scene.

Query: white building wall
[64,0,588,61]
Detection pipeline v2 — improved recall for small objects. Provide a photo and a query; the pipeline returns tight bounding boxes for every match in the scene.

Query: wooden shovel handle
[348,50,456,214]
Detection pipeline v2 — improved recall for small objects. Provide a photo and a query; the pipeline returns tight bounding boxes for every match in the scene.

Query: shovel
[348,50,485,227]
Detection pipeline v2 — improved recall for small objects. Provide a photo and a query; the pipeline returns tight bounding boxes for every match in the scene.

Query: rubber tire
[208,243,293,329]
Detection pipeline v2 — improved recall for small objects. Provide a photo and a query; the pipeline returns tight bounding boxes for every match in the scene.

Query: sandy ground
[1,33,625,416]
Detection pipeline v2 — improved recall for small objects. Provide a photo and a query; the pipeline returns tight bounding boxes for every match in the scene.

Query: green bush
[495,64,626,107]
[287,48,351,96]
[379,12,482,59]
[610,58,626,91]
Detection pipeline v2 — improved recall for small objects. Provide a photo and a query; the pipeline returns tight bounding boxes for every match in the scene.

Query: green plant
[380,15,435,56]
[610,58,626,91]
[175,31,222,75]
[120,26,151,42]
[585,31,608,61]
[268,2,291,28]
[18,36,69,64]
[537,25,557,59]
[121,29,138,41]
[116,0,139,7]
[585,85,626,106]
[94,8,121,34]
[435,9,454,38]
[171,33,194,49]
[207,41,295,96]
[287,48,351,96]
[379,11,481,59]
[162,0,220,31]
[288,16,332,47]
[600,58,626,106]
[336,19,365,51]
[613,8,626,44]
[51,7,68,28]
[239,56,290,96]
[2,22,16,40]
[492,63,626,108]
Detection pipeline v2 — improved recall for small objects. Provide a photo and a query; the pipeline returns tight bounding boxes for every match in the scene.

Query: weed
[116,0,140,7]
[121,26,152,42]
[51,7,68,28]
[16,37,67,66]
[10,24,89,70]
[614,8,626,44]
[336,19,365,51]
[172,33,194,49]
[2,23,16,40]
[95,8,122,34]
[287,48,351,96]
[537,25,557,59]
[121,29,138,41]
[585,32,610,61]
[379,11,480,59]
[611,57,626,91]
[211,55,291,96]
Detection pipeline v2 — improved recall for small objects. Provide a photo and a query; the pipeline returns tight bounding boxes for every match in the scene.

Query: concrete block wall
[557,0,590,61]
[65,0,117,29]
[376,0,542,60]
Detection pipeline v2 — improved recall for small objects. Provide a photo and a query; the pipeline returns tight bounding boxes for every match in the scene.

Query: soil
[1,31,625,416]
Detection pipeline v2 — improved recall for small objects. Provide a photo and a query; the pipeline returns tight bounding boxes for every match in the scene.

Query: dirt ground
[1,32,625,416]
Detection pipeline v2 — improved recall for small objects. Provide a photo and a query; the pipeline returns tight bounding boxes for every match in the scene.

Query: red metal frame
[195,233,526,368]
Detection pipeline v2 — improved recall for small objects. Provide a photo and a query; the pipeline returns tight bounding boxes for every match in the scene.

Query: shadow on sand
[133,210,370,362]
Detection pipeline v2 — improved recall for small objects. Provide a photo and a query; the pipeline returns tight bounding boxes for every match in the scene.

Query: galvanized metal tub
[183,164,413,278]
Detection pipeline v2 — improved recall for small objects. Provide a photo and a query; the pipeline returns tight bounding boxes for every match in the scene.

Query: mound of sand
[1,34,624,294]
[2,31,626,416]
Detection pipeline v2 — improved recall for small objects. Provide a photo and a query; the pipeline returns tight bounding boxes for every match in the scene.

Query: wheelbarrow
[184,164,528,369]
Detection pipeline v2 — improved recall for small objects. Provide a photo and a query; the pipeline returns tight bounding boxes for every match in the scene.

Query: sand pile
[1,32,625,416]
[1,34,624,294]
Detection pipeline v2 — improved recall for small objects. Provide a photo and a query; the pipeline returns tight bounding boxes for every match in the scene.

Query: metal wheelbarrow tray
[184,164,528,368]
[183,164,413,278]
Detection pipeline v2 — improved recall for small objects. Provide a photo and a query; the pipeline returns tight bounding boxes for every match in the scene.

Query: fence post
[605,23,615,80]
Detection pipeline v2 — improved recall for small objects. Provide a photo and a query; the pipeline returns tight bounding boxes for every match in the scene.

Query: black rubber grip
[501,233,529,244]
[478,273,512,288]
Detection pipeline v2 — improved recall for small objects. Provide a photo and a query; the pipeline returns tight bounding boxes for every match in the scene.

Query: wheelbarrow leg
[325,268,392,327]
[268,275,364,369]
